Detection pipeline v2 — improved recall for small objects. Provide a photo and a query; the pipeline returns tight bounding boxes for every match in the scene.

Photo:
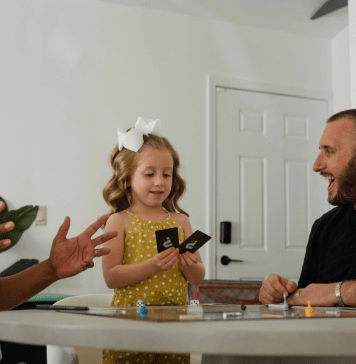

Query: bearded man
[259,109,356,307]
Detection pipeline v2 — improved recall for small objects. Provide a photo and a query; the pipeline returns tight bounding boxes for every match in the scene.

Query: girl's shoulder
[106,210,133,230]
[170,212,191,227]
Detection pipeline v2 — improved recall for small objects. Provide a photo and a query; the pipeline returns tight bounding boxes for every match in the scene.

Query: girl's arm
[102,213,178,289]
[174,214,206,286]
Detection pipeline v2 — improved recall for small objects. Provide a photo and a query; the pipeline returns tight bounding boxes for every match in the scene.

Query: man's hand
[287,283,338,306]
[49,214,117,279]
[259,273,297,304]
[0,201,14,250]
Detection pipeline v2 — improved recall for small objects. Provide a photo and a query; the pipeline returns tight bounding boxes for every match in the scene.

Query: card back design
[179,230,211,254]
[155,227,179,253]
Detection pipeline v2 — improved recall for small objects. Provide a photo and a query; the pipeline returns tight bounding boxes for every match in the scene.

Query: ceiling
[97,0,348,39]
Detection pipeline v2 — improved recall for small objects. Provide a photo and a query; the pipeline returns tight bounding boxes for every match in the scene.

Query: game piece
[140,301,147,316]
[264,295,291,311]
[179,230,211,254]
[326,310,340,317]
[136,300,143,309]
[190,300,199,306]
[305,301,313,317]
[223,312,241,319]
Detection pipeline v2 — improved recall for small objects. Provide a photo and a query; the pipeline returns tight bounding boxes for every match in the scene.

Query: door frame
[206,75,333,279]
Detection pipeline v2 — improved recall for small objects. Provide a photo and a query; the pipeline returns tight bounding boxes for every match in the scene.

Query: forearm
[0,259,59,311]
[104,259,160,289]
[180,263,205,286]
[304,281,356,307]
[340,280,356,306]
[288,281,356,307]
[310,281,356,307]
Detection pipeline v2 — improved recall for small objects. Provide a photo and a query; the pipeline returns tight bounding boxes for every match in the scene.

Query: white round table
[1,307,356,363]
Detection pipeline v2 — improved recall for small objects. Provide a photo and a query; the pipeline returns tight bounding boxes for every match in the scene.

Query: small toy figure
[264,294,291,311]
[305,301,313,317]
[139,301,147,316]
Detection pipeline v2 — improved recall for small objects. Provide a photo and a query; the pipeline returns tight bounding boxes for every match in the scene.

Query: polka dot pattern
[103,350,190,364]
[110,211,188,308]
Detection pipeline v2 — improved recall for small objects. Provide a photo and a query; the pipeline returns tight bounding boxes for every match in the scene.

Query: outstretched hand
[49,214,117,279]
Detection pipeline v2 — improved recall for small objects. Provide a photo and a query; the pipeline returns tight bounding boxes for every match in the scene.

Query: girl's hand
[153,247,179,271]
[177,251,198,269]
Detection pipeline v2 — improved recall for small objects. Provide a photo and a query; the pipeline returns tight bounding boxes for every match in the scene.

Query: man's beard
[328,153,356,206]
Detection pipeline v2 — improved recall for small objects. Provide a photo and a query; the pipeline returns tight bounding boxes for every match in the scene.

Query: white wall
[349,0,356,106]
[0,0,332,295]
[331,26,351,112]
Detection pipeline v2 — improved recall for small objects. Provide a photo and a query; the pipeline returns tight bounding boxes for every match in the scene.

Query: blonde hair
[103,133,188,217]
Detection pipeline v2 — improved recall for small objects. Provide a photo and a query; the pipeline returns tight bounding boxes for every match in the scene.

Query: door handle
[220,255,243,265]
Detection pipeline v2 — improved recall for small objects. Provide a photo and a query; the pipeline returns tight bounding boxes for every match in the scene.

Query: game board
[55,304,356,322]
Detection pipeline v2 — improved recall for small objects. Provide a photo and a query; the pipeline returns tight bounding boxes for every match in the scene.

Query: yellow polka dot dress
[103,211,190,364]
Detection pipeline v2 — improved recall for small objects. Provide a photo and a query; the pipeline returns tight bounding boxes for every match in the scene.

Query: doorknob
[220,255,243,265]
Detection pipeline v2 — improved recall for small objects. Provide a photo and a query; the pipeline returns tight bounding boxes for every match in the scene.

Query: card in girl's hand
[179,231,211,254]
[155,227,180,253]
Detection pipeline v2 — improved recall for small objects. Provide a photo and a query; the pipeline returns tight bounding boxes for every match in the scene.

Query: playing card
[179,230,211,254]
[155,227,180,253]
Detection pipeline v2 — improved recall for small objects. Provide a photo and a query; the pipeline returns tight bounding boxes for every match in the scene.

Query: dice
[136,300,144,309]
[190,300,199,306]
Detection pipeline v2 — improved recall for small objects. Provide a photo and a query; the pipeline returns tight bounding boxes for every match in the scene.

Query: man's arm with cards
[155,228,211,254]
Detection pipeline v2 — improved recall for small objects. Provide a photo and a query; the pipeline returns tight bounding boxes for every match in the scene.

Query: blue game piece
[140,301,147,316]
[140,307,147,316]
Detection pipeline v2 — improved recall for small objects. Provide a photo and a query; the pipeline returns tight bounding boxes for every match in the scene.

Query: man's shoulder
[316,205,353,224]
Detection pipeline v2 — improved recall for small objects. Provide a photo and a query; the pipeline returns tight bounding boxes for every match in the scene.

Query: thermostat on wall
[35,206,47,226]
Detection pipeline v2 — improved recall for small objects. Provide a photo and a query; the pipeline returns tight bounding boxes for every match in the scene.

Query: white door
[216,87,329,281]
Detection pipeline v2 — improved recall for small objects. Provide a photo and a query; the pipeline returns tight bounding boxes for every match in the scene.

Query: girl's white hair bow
[118,117,164,152]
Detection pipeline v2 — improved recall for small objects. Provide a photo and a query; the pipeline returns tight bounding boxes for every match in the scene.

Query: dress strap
[125,210,135,217]
[125,210,170,221]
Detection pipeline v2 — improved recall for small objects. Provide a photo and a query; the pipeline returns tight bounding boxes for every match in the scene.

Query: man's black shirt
[298,205,356,288]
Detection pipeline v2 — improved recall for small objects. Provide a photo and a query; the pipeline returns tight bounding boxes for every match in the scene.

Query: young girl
[102,117,205,364]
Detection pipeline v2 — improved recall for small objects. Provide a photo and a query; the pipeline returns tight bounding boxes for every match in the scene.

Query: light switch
[35,206,47,226]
